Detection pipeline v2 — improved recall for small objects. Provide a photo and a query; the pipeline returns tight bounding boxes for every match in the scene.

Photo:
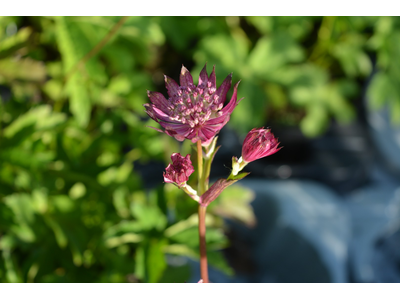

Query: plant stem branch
[64,16,130,83]
[198,205,209,283]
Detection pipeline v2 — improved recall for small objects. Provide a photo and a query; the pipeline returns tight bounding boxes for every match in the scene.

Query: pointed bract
[208,66,216,91]
[214,73,232,106]
[164,75,180,98]
[180,65,193,87]
[198,64,208,86]
[146,91,170,114]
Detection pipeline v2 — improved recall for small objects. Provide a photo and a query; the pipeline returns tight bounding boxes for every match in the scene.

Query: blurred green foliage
[1,16,400,282]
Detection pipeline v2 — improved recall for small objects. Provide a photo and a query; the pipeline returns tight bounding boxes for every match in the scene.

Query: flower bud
[242,128,281,163]
[163,153,195,186]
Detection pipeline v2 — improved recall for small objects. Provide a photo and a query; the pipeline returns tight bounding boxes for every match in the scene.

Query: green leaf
[4,193,35,224]
[390,97,400,123]
[245,16,273,35]
[248,33,304,78]
[163,244,197,258]
[168,226,226,250]
[195,34,249,74]
[53,195,75,213]
[130,202,167,232]
[42,79,64,101]
[0,57,46,82]
[229,81,266,134]
[367,72,397,109]
[0,27,32,59]
[103,220,144,238]
[147,238,168,283]
[68,182,87,200]
[332,35,372,77]
[164,214,199,238]
[44,216,68,248]
[211,184,256,227]
[112,187,130,219]
[135,238,168,283]
[2,247,22,283]
[108,74,132,96]
[300,104,329,138]
[56,16,91,127]
[97,162,133,186]
[207,250,234,276]
[158,263,191,283]
[105,233,143,248]
[164,213,217,238]
[31,189,48,214]
[159,17,199,51]
[3,105,66,139]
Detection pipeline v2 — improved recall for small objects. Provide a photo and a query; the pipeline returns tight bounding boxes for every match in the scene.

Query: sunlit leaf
[0,57,46,82]
[0,27,32,59]
[211,184,256,227]
[55,16,91,127]
[130,202,167,232]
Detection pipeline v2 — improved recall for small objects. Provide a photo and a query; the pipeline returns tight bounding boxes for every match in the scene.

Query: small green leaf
[0,57,46,82]
[4,193,35,224]
[130,202,167,232]
[69,182,86,199]
[44,216,68,248]
[105,233,143,248]
[0,27,32,58]
[135,238,168,283]
[207,250,234,276]
[300,104,329,138]
[367,72,397,109]
[211,184,256,227]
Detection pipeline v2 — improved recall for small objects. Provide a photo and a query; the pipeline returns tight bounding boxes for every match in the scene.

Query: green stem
[203,155,212,190]
[197,140,205,195]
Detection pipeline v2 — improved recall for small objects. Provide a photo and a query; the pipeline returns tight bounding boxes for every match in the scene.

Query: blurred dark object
[372,223,400,283]
[0,84,12,102]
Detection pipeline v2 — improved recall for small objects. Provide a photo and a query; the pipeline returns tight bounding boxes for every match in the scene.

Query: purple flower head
[163,153,195,186]
[242,128,281,163]
[144,64,242,146]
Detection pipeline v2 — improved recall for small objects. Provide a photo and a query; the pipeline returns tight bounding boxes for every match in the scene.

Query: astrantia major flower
[144,64,242,146]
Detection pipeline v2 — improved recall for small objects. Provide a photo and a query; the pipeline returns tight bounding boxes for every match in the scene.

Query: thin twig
[64,16,130,83]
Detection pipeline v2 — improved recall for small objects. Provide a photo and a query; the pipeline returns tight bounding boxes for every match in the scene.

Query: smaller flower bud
[163,153,195,186]
[242,128,281,163]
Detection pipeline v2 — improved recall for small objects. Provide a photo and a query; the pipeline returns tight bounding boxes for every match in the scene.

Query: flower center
[167,82,223,128]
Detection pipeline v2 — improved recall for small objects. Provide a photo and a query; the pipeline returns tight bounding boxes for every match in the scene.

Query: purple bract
[144,64,242,146]
[163,153,195,186]
[242,128,281,163]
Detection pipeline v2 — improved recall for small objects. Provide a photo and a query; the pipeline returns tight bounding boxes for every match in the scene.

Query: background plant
[0,16,399,283]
